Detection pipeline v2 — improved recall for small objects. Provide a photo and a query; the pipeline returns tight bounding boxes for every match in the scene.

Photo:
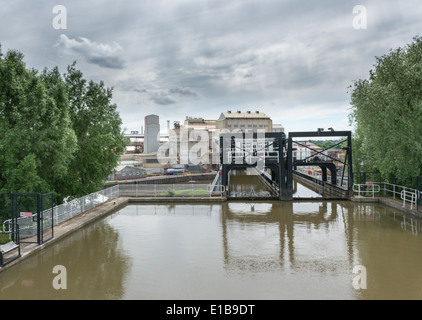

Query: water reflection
[0,220,131,300]
[221,201,351,273]
[220,201,422,300]
[228,170,273,197]
[228,169,325,198]
[1,200,422,300]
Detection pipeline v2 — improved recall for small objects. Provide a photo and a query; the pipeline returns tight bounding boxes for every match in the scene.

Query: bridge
[211,129,353,200]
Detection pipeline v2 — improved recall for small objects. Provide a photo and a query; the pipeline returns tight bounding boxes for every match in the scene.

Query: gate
[11,193,54,245]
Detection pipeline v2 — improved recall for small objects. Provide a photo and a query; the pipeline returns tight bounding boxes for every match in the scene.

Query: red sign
[20,212,33,217]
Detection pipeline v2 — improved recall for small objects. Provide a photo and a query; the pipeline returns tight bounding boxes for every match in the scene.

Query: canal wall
[352,196,422,218]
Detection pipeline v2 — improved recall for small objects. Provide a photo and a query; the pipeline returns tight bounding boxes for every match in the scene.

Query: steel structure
[218,129,353,200]
[287,130,353,198]
[219,132,289,199]
[10,193,54,245]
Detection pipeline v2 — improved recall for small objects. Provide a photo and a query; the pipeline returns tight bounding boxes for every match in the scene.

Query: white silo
[144,114,160,153]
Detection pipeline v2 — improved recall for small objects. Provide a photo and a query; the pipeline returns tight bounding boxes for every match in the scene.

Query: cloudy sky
[1,0,421,134]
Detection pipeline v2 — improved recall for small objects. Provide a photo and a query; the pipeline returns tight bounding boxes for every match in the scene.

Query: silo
[144,114,160,153]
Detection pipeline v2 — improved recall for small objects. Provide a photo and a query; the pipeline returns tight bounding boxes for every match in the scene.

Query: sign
[20,212,33,217]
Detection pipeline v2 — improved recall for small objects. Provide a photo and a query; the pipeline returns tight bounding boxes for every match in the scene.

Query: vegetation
[349,36,422,187]
[0,45,127,221]
[308,139,347,150]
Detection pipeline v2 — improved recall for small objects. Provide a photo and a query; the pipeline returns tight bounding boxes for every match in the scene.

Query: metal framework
[287,130,353,198]
[219,132,289,198]
[11,193,54,245]
[218,129,353,200]
[417,176,422,213]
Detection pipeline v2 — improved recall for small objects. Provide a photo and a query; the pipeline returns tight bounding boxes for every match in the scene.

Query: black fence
[417,176,421,213]
[11,193,54,245]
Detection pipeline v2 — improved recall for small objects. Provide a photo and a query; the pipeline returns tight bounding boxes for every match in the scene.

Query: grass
[0,227,10,244]
[159,188,209,196]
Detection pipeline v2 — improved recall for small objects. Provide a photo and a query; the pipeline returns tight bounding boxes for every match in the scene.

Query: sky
[0,0,421,135]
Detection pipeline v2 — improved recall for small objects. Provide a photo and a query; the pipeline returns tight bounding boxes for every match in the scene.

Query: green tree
[0,49,77,218]
[0,47,127,220]
[349,36,422,186]
[62,62,127,198]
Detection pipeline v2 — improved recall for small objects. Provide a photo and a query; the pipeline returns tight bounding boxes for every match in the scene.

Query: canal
[1,176,422,300]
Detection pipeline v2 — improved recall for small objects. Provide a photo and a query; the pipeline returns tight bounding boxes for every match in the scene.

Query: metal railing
[3,186,120,240]
[353,182,420,210]
[2,182,228,240]
[295,167,349,188]
[225,150,279,164]
[353,183,381,198]
[119,183,225,198]
[401,189,418,210]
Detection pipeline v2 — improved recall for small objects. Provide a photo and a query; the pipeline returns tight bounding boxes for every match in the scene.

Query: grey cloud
[150,92,176,106]
[149,87,198,105]
[55,34,125,69]
[2,0,420,132]
[168,87,198,97]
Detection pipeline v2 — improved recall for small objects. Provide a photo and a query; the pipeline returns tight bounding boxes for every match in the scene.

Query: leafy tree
[62,62,127,198]
[0,47,127,220]
[309,139,347,150]
[0,49,77,218]
[349,36,422,186]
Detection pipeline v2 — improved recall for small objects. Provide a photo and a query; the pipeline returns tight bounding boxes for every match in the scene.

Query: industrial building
[216,110,273,132]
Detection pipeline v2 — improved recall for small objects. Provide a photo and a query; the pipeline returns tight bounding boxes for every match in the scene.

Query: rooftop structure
[216,110,272,132]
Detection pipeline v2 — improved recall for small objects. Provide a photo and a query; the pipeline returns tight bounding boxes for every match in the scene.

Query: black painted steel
[218,130,353,200]
[11,192,54,245]
[417,176,421,213]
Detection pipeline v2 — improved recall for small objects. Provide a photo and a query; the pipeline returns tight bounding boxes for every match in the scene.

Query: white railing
[209,165,222,193]
[353,182,420,210]
[401,189,419,210]
[225,151,279,164]
[118,183,224,198]
[353,183,381,198]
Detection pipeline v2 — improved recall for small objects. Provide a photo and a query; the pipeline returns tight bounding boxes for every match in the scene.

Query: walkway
[0,197,130,273]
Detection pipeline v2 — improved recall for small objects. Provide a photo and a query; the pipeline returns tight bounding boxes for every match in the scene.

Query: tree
[349,36,422,186]
[0,47,127,221]
[0,49,77,218]
[62,62,127,198]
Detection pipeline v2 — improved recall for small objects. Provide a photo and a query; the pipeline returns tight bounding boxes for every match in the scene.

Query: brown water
[1,177,422,300]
